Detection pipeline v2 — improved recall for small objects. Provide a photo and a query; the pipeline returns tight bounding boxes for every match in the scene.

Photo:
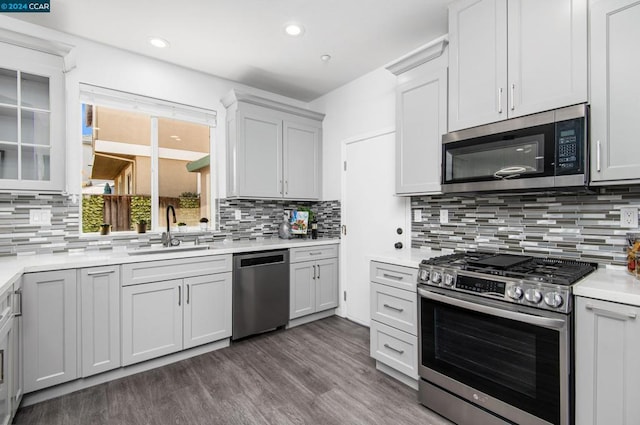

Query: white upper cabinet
[449,0,508,131]
[0,42,65,191]
[507,0,587,118]
[448,0,587,132]
[590,0,640,184]
[223,90,324,200]
[388,38,448,195]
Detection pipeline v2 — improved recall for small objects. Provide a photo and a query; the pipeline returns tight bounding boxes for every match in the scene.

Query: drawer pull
[309,252,323,256]
[586,304,637,320]
[383,273,404,281]
[383,304,404,313]
[87,269,116,276]
[383,343,404,355]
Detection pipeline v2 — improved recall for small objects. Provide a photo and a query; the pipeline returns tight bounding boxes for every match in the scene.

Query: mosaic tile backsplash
[0,192,341,257]
[411,186,640,266]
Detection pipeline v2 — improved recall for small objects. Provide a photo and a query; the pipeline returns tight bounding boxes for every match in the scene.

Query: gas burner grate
[421,252,597,286]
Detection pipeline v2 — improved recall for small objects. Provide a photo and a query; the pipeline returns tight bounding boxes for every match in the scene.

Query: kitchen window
[79,85,217,233]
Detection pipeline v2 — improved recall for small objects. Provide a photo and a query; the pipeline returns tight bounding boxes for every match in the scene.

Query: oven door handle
[418,288,566,330]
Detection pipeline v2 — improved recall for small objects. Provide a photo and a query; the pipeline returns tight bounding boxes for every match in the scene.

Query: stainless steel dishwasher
[232,250,289,340]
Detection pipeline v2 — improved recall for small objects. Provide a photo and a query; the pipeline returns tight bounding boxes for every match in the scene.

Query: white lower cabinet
[183,273,232,350]
[122,279,183,366]
[23,270,77,393]
[11,281,22,417]
[369,261,419,386]
[80,266,120,377]
[121,257,233,366]
[289,246,339,320]
[576,296,640,425]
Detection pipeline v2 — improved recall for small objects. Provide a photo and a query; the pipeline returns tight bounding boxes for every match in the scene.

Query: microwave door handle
[418,288,566,330]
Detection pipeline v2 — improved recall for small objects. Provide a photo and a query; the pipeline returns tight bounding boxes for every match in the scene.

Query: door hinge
[343,291,347,301]
[343,161,347,171]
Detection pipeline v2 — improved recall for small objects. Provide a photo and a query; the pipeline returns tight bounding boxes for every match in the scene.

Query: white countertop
[0,238,340,292]
[368,247,450,269]
[574,265,640,307]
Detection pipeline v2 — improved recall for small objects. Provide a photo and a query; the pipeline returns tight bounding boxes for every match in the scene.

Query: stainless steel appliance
[442,104,588,193]
[232,250,289,340]
[417,252,597,425]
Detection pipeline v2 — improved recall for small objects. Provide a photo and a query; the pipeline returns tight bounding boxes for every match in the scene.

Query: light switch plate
[234,209,242,220]
[620,207,638,228]
[440,209,449,224]
[414,210,422,223]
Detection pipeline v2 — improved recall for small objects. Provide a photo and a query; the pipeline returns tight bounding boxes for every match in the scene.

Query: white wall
[309,68,398,200]
[0,16,310,200]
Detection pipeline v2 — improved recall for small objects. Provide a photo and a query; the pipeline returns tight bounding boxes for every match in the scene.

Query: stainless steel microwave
[441,104,588,193]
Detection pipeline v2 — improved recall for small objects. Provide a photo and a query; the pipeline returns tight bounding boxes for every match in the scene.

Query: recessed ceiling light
[170,135,179,139]
[284,23,305,37]
[321,54,332,62]
[148,37,170,48]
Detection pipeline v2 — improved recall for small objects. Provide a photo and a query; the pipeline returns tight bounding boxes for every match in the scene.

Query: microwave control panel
[556,118,583,174]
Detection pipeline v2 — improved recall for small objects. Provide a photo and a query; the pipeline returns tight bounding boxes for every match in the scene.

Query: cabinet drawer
[370,320,418,379]
[122,254,232,286]
[370,282,417,336]
[290,245,338,263]
[370,261,417,291]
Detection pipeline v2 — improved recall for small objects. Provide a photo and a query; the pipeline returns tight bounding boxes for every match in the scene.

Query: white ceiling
[13,0,451,101]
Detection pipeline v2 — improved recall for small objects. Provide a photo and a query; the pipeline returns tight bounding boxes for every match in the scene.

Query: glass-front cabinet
[0,43,65,191]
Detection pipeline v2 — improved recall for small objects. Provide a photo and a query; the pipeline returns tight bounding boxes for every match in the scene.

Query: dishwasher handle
[235,250,289,268]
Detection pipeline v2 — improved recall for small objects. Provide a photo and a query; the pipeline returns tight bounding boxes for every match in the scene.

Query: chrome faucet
[161,205,180,247]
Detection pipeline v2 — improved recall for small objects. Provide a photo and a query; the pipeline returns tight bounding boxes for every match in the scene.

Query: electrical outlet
[234,209,242,220]
[29,209,51,226]
[620,207,638,228]
[414,210,422,223]
[440,209,449,224]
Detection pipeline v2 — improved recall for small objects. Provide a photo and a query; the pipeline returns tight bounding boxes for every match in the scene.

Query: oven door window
[443,123,555,184]
[421,297,561,425]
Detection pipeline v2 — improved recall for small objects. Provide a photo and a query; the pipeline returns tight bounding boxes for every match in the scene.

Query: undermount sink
[127,245,209,256]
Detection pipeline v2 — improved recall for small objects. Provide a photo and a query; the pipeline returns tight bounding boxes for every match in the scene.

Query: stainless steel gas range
[416,252,596,425]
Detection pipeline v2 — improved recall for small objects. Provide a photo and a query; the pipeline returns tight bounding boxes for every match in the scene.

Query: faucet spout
[163,205,178,247]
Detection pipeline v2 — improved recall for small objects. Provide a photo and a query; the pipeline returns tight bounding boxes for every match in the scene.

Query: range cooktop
[418,252,598,313]
[421,252,596,286]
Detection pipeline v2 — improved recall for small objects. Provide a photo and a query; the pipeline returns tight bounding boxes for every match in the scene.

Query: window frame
[79,84,218,234]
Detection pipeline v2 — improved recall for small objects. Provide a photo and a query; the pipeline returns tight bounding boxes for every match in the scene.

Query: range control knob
[443,273,456,287]
[524,288,543,304]
[507,286,524,300]
[432,271,442,284]
[544,292,564,308]
[418,269,430,282]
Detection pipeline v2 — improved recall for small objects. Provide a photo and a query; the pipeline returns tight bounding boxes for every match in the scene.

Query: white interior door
[342,130,409,326]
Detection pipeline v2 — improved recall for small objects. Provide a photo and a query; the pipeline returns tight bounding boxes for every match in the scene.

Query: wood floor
[14,316,452,425]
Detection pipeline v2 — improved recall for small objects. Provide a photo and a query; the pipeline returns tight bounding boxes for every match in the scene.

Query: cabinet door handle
[383,344,404,355]
[178,286,181,306]
[13,289,22,317]
[279,180,283,195]
[317,264,320,279]
[510,83,515,111]
[0,349,4,384]
[586,304,636,320]
[498,88,503,114]
[313,265,316,280]
[383,273,404,281]
[285,180,289,195]
[87,269,115,276]
[186,284,190,304]
[596,140,601,172]
[383,303,404,313]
